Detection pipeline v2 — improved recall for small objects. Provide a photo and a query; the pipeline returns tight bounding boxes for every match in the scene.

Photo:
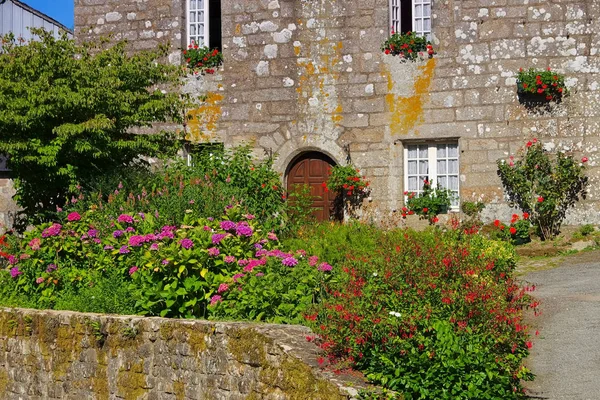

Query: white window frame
[390,0,401,34]
[187,0,210,47]
[403,142,460,211]
[389,0,432,39]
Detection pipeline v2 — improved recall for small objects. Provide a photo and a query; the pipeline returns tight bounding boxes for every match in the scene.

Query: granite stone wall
[0,308,365,400]
[2,0,596,227]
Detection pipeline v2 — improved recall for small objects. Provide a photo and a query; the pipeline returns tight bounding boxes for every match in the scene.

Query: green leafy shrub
[516,67,567,101]
[404,180,452,224]
[382,31,434,60]
[497,140,588,240]
[304,227,535,399]
[0,29,186,227]
[183,44,222,74]
[71,146,287,233]
[460,200,486,233]
[209,251,332,324]
[491,214,532,245]
[578,224,595,237]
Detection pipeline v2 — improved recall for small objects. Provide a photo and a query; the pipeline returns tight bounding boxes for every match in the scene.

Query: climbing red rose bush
[497,139,588,240]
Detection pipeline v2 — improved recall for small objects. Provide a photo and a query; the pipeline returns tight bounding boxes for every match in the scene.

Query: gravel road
[522,250,600,400]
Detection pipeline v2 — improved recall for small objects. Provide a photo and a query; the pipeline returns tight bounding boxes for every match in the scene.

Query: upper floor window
[390,0,432,40]
[404,142,459,209]
[187,0,222,50]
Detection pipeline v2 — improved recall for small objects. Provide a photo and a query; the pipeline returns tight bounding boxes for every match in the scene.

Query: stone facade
[1,0,598,227]
[0,307,365,399]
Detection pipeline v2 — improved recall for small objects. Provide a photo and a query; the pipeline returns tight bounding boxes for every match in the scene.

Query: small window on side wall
[0,155,9,176]
[184,142,225,167]
[187,0,222,51]
[404,142,459,209]
[390,0,432,40]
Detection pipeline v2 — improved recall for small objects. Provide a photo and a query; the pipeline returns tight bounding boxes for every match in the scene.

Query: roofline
[6,0,73,34]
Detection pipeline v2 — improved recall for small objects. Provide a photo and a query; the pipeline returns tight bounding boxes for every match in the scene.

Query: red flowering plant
[497,139,588,240]
[404,180,453,224]
[516,67,567,102]
[323,165,370,217]
[381,31,434,61]
[305,227,536,398]
[183,43,223,75]
[492,213,531,245]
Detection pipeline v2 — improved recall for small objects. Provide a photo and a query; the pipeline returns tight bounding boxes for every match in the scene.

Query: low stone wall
[0,308,366,399]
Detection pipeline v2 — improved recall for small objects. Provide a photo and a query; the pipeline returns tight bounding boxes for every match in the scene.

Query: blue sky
[22,0,74,29]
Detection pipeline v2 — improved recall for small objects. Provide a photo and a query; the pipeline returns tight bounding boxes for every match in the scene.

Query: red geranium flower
[510,226,517,235]
[493,219,501,227]
[537,196,544,203]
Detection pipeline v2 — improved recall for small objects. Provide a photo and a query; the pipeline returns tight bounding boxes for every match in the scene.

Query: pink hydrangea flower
[180,238,194,249]
[28,238,41,251]
[224,256,236,263]
[208,247,220,256]
[308,256,319,266]
[318,263,333,272]
[129,266,139,276]
[217,283,229,293]
[210,295,222,305]
[67,212,81,222]
[36,277,45,284]
[117,214,134,224]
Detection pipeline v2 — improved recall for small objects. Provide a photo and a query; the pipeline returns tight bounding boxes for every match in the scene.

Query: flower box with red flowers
[381,31,434,61]
[516,67,567,104]
[183,44,223,75]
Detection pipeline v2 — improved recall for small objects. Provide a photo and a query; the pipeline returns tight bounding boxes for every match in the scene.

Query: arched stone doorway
[286,152,339,222]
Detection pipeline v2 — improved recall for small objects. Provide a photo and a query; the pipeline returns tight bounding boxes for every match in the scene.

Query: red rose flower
[523,212,529,219]
[510,226,517,235]
[423,207,428,213]
[526,141,533,147]
[582,157,588,163]
[537,196,544,203]
[494,219,501,227]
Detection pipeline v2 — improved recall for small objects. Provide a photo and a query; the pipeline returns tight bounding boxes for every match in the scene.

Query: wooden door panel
[286,153,336,222]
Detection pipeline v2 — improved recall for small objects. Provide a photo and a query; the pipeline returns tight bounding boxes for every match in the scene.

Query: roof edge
[8,0,74,35]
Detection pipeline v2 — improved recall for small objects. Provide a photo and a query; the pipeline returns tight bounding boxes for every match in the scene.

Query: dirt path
[521,250,600,400]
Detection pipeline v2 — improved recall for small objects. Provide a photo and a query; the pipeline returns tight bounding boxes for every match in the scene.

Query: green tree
[0,29,187,226]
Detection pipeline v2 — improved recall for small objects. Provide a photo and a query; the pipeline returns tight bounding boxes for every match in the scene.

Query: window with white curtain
[404,142,460,209]
[187,0,208,46]
[187,0,222,49]
[389,0,432,40]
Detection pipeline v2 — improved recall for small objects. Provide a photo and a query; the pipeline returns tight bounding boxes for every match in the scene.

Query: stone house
[4,0,599,227]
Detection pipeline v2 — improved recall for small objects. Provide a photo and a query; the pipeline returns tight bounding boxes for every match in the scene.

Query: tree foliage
[0,29,187,226]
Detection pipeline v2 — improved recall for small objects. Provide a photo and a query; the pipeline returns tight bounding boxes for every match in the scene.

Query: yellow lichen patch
[186,92,224,142]
[235,24,241,35]
[116,361,147,400]
[386,58,436,135]
[0,368,8,397]
[174,379,185,400]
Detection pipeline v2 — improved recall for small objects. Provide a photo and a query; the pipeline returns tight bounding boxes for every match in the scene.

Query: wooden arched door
[286,152,337,222]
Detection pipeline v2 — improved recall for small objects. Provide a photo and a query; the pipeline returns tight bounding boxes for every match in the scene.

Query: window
[184,142,224,167]
[187,0,222,50]
[0,155,8,173]
[390,0,432,40]
[404,142,460,209]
